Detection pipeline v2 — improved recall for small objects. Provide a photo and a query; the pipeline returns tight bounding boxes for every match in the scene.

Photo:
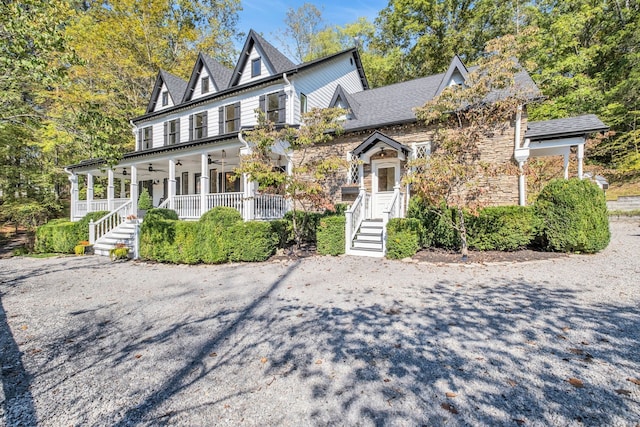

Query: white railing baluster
[89,200,134,244]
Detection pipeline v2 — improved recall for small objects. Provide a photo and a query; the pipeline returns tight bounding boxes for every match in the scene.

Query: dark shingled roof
[201,53,233,90]
[159,70,188,104]
[342,66,541,132]
[525,114,609,140]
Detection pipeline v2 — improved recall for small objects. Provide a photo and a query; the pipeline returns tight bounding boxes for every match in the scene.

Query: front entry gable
[351,131,411,163]
[182,53,233,102]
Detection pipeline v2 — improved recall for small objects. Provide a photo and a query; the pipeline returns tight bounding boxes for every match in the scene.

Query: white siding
[154,82,174,112]
[238,45,274,86]
[291,54,365,123]
[191,66,217,100]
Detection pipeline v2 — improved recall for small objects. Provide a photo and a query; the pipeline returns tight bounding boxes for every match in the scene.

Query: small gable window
[259,92,286,124]
[251,58,261,78]
[300,93,307,115]
[201,76,209,94]
[189,111,208,140]
[218,102,241,134]
[161,91,169,106]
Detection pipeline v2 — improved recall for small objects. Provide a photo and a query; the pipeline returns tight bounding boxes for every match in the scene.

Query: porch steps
[349,219,385,258]
[93,220,139,258]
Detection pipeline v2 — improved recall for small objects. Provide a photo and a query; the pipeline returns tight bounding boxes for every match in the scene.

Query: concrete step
[347,247,384,258]
[354,233,382,243]
[352,240,383,250]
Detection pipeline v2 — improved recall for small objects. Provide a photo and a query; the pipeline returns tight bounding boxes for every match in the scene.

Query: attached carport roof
[525,114,608,141]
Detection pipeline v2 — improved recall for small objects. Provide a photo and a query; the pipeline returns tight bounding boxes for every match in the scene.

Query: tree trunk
[458,208,468,261]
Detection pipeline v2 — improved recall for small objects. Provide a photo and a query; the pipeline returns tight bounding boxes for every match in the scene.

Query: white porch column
[68,173,78,221]
[130,165,138,213]
[243,174,256,221]
[518,161,526,206]
[200,153,208,216]
[120,177,126,198]
[86,172,94,212]
[107,169,115,211]
[286,155,294,211]
[358,163,365,190]
[168,159,176,209]
[563,152,570,179]
[577,144,584,180]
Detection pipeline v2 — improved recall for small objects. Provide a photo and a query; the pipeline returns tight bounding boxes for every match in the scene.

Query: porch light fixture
[221,149,226,159]
[208,155,213,165]
[148,164,153,172]
[122,168,127,176]
[379,147,386,158]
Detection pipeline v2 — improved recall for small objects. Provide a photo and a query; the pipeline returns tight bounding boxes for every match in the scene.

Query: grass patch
[605,176,640,200]
[24,253,62,259]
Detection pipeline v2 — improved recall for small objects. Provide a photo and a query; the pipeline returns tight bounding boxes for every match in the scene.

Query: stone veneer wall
[301,114,528,209]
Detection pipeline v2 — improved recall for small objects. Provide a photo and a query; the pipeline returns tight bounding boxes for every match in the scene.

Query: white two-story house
[65,30,607,257]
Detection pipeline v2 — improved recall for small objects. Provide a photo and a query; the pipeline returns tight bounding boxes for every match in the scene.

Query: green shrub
[198,207,242,263]
[386,218,421,259]
[467,206,541,251]
[33,212,107,254]
[228,221,277,262]
[145,208,179,221]
[170,221,200,264]
[283,210,324,243]
[534,178,610,253]
[317,216,346,255]
[407,197,460,249]
[139,216,176,261]
[270,219,292,248]
[75,210,109,242]
[137,188,153,210]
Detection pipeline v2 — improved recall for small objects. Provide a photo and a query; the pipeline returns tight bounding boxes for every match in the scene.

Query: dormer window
[201,76,209,94]
[161,91,169,106]
[251,58,261,77]
[300,93,308,114]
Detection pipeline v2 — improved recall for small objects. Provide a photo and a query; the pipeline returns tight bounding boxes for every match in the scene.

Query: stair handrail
[157,197,171,209]
[89,200,134,244]
[345,189,367,253]
[381,186,403,254]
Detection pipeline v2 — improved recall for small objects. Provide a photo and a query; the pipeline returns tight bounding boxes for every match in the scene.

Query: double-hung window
[164,118,180,145]
[189,111,208,140]
[259,91,286,124]
[218,102,241,134]
[251,58,261,77]
[138,126,153,150]
[201,76,209,94]
[161,91,169,106]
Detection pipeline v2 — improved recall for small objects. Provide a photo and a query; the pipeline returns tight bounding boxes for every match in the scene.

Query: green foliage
[109,247,129,261]
[198,207,242,263]
[283,211,324,243]
[317,216,346,256]
[170,222,200,264]
[534,179,610,253]
[386,218,422,259]
[466,206,541,251]
[75,210,109,242]
[137,188,153,210]
[139,215,176,261]
[270,219,293,248]
[200,206,243,227]
[34,221,77,253]
[407,197,460,249]
[74,244,86,255]
[228,221,277,262]
[145,208,179,221]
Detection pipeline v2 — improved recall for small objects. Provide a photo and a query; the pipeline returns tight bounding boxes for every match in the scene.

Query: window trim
[161,91,169,106]
[218,102,241,134]
[189,111,208,140]
[164,118,180,146]
[259,91,286,124]
[251,57,261,77]
[139,126,153,150]
[300,93,308,115]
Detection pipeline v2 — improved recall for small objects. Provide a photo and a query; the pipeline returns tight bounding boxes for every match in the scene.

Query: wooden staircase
[93,220,138,257]
[348,219,385,258]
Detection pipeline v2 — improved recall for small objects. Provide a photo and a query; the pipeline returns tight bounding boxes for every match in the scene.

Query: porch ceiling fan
[148,163,166,172]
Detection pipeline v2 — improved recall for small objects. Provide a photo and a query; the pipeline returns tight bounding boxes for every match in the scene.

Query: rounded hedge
[317,216,346,256]
[386,218,422,259]
[466,206,541,251]
[534,178,610,253]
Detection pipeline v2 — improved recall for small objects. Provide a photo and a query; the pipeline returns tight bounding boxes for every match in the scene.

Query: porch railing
[255,194,288,220]
[345,191,369,253]
[74,198,130,220]
[206,192,244,212]
[169,195,201,219]
[89,200,134,244]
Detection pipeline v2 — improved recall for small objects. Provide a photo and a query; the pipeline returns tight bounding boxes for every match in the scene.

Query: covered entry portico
[514,114,609,205]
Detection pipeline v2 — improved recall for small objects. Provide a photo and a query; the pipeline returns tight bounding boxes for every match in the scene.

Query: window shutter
[234,102,241,130]
[218,107,224,134]
[138,128,142,150]
[202,111,208,138]
[278,92,286,123]
[189,115,194,141]
[176,118,180,144]
[259,95,266,113]
[163,122,168,146]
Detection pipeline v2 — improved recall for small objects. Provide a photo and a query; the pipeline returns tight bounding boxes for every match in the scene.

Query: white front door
[372,160,400,218]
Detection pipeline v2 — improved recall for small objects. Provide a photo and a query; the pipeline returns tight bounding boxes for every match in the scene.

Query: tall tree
[408,34,536,258]
[276,3,324,63]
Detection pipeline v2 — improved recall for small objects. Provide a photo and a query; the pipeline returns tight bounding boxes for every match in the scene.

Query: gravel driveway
[1,219,639,426]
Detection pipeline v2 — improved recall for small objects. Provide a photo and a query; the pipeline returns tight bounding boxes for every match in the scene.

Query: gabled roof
[525,114,609,141]
[351,131,411,157]
[229,30,296,87]
[182,53,233,102]
[435,55,469,96]
[341,60,540,132]
[329,85,361,118]
[146,70,188,113]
